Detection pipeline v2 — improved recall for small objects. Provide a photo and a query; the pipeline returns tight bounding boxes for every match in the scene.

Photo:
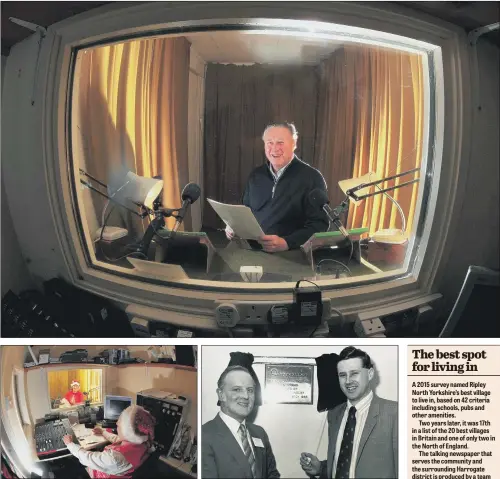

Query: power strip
[215,299,332,328]
[354,317,386,337]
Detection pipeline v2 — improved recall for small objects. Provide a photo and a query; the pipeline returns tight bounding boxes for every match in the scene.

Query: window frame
[38,2,471,324]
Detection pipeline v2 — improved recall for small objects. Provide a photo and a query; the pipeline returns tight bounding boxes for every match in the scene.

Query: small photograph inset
[201,345,397,479]
[0,345,197,478]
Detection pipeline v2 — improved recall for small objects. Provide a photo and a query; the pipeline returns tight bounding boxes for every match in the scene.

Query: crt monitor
[439,266,500,338]
[104,395,133,421]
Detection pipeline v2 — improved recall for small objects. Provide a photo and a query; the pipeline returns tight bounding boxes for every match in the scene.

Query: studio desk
[98,230,390,282]
[29,421,194,478]
[24,362,197,478]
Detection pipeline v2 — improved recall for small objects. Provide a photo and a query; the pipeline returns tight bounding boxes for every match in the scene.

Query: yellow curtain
[77,36,191,231]
[344,46,424,235]
[48,369,102,404]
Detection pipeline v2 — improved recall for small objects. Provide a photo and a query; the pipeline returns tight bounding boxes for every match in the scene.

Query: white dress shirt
[219,411,256,456]
[268,158,293,182]
[332,390,374,478]
[66,430,132,475]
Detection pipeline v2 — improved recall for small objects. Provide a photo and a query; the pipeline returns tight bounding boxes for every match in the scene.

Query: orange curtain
[76,36,191,232]
[344,46,424,235]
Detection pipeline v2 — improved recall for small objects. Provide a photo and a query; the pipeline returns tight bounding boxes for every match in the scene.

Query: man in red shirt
[61,380,85,407]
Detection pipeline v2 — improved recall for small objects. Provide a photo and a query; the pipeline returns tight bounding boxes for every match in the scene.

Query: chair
[132,450,162,478]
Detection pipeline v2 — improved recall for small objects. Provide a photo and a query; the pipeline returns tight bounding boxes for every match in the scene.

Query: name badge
[253,437,264,448]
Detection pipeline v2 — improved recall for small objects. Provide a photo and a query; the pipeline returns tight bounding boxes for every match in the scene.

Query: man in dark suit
[202,365,280,478]
[300,347,398,479]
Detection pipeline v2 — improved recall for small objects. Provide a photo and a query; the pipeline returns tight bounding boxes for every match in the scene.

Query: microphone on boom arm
[308,188,349,239]
[135,182,201,257]
[172,183,201,233]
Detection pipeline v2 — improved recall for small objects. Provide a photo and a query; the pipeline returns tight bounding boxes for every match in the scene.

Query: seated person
[63,405,155,478]
[60,380,85,407]
[226,122,329,252]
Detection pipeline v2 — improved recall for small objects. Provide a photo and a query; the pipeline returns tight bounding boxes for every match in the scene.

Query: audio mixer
[35,418,76,459]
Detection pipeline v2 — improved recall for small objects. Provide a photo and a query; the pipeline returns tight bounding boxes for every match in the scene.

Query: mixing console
[35,418,76,458]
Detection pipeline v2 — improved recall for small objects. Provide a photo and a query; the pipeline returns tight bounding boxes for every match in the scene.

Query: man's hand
[300,452,321,476]
[225,225,235,240]
[92,427,103,436]
[63,435,74,446]
[258,235,289,253]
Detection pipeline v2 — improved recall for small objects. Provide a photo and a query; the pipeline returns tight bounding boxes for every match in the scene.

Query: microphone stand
[79,169,149,219]
[338,168,420,255]
[345,168,420,202]
[80,169,180,258]
[319,168,420,267]
[133,205,183,257]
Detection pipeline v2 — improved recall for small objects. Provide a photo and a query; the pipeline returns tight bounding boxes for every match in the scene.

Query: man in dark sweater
[226,123,329,252]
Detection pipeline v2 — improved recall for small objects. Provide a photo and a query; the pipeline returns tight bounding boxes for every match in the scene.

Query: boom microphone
[309,188,349,238]
[173,183,201,233]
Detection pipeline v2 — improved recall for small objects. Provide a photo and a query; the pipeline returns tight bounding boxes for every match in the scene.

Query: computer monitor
[104,395,133,421]
[439,266,500,338]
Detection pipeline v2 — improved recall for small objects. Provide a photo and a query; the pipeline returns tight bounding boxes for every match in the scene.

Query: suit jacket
[202,414,280,479]
[320,395,398,479]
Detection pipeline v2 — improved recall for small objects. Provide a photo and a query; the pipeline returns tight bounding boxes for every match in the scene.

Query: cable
[99,200,111,243]
[309,324,321,338]
[316,259,352,277]
[330,307,346,325]
[97,202,148,263]
[369,172,407,233]
[346,236,354,268]
[295,279,321,290]
[102,251,148,263]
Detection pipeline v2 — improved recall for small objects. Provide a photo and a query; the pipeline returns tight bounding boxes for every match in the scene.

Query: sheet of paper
[207,198,264,240]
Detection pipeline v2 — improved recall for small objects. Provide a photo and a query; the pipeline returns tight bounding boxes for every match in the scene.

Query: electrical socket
[354,317,386,337]
[214,299,331,326]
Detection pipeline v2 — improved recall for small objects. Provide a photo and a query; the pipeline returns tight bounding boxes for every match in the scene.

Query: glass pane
[48,369,103,407]
[71,25,430,286]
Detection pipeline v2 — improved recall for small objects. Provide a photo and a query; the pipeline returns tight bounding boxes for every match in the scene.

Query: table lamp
[106,166,164,211]
[338,168,420,244]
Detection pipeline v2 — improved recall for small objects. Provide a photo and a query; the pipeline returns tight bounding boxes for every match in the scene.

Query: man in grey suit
[203,365,280,478]
[300,347,398,479]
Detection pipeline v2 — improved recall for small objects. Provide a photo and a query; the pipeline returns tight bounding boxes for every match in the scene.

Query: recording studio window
[69,16,439,292]
[47,369,103,410]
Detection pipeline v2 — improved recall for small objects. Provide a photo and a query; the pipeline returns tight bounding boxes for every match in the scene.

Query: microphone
[173,183,201,233]
[309,188,349,238]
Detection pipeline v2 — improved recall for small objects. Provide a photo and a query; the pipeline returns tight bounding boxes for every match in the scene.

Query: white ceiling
[183,31,343,65]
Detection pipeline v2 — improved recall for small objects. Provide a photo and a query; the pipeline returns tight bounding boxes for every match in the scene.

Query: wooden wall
[48,369,102,404]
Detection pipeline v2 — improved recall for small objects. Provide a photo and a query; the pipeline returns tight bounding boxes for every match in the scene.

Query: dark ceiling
[1,1,499,57]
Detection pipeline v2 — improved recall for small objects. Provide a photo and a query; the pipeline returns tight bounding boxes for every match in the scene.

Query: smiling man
[60,380,85,407]
[225,122,328,252]
[202,366,280,478]
[300,347,398,478]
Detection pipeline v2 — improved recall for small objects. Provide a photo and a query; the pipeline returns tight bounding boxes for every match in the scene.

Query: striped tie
[335,406,357,479]
[239,423,258,478]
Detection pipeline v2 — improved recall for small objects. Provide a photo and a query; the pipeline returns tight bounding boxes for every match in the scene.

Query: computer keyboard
[101,420,117,429]
[35,418,76,457]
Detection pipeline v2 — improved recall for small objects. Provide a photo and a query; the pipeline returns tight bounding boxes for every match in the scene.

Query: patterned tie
[335,406,357,479]
[239,423,258,478]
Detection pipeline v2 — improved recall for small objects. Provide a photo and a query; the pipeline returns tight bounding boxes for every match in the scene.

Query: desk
[72,423,109,450]
[99,231,382,282]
